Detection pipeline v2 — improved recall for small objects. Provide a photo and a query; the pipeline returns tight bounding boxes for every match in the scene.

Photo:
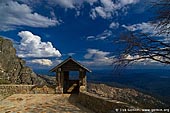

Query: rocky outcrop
[0,37,45,84]
[87,83,168,108]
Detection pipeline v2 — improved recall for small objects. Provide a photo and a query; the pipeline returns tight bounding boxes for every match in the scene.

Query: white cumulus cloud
[122,22,155,33]
[120,0,139,6]
[47,0,97,8]
[90,0,116,19]
[29,59,53,66]
[87,30,112,40]
[17,31,61,58]
[94,6,108,19]
[84,49,110,59]
[0,1,58,31]
[109,22,119,29]
[122,21,170,38]
[83,49,113,67]
[47,0,75,8]
[123,54,162,66]
[8,0,139,21]
[90,0,139,19]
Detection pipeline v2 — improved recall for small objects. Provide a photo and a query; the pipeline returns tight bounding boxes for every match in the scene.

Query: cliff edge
[0,37,45,84]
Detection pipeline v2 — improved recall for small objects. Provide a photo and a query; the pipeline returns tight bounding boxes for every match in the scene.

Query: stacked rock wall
[78,92,132,113]
[0,85,55,96]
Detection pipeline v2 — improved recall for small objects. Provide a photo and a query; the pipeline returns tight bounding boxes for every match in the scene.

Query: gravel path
[0,94,94,113]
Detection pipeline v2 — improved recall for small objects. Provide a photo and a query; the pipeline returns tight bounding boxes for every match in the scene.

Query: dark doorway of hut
[63,71,80,94]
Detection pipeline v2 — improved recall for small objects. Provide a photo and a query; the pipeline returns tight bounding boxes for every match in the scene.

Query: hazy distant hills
[87,83,168,109]
[87,69,170,105]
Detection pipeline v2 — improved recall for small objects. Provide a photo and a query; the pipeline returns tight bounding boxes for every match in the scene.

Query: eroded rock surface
[0,37,45,84]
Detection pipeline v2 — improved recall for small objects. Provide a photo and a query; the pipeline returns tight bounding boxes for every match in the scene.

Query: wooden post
[56,68,63,94]
[60,71,64,94]
[79,68,87,92]
[64,71,69,93]
[79,68,83,86]
[83,71,87,86]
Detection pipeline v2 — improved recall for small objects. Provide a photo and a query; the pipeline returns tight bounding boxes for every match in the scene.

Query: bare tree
[115,0,170,67]
[155,0,170,35]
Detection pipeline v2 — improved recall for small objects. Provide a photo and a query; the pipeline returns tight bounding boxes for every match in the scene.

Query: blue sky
[0,0,168,71]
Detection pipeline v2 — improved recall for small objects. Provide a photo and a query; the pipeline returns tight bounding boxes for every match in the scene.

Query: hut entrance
[63,71,80,93]
[50,57,91,94]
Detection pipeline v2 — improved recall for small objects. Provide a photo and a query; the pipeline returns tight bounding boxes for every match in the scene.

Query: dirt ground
[0,94,94,113]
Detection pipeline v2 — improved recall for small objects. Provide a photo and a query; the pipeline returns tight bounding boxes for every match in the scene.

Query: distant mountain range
[87,69,170,105]
[87,83,168,109]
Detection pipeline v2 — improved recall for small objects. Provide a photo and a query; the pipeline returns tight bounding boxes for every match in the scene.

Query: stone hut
[50,57,91,94]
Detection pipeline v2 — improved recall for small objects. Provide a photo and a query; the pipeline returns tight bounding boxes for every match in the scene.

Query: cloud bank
[122,21,170,39]
[90,0,139,19]
[17,31,61,58]
[17,0,139,20]
[29,59,53,66]
[87,30,112,40]
[46,0,97,8]
[83,49,113,67]
[0,1,58,31]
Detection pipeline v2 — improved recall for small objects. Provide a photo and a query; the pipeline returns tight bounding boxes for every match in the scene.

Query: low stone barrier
[0,85,56,95]
[78,92,133,113]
